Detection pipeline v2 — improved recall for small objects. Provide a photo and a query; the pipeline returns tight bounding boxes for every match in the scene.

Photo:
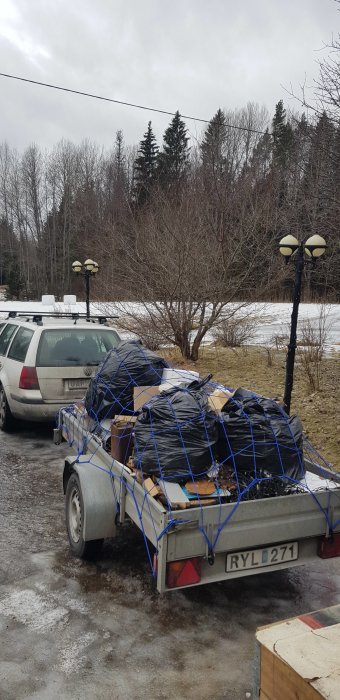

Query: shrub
[212,315,258,348]
[297,308,330,393]
[115,314,166,352]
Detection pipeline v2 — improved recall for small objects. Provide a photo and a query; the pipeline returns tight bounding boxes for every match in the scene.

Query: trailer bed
[57,407,340,592]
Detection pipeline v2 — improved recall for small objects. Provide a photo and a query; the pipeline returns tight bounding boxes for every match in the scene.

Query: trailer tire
[65,473,103,559]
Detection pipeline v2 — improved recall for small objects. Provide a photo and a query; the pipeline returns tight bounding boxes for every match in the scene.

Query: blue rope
[59,350,340,571]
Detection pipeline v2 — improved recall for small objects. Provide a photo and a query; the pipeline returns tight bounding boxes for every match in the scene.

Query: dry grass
[162,345,340,469]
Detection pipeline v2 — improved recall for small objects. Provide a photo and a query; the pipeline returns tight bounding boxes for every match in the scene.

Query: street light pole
[279,234,327,416]
[71,259,99,321]
[85,270,90,322]
[283,243,304,415]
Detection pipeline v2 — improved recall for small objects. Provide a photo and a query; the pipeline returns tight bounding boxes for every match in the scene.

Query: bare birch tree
[106,177,275,360]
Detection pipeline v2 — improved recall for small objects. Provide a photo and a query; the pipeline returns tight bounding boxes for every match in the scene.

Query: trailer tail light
[318,533,340,559]
[19,366,39,390]
[166,557,202,589]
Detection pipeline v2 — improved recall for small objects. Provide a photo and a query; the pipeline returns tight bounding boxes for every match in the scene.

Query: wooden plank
[174,497,218,509]
[260,645,323,700]
[143,477,162,499]
[114,414,137,423]
[258,614,340,699]
[260,644,274,698]
[259,691,272,700]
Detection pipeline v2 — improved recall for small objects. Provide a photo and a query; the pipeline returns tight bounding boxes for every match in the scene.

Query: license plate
[226,541,298,572]
[68,379,90,390]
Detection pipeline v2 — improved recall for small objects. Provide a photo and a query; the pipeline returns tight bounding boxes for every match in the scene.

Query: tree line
[0,98,339,311]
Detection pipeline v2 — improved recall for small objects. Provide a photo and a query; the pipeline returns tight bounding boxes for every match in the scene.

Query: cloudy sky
[0,0,338,151]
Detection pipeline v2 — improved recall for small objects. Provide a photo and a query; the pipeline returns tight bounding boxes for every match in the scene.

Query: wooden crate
[255,604,340,699]
[111,421,134,463]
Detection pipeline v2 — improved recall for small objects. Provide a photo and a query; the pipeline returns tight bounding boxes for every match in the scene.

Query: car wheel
[65,473,103,559]
[0,386,16,432]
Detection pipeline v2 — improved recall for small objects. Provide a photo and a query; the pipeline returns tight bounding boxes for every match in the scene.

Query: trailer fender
[63,455,117,541]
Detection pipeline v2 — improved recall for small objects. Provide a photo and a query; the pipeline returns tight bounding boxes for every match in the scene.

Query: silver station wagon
[0,314,120,430]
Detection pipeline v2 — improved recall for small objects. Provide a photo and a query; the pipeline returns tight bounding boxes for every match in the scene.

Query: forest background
[1,96,338,303]
[1,29,340,361]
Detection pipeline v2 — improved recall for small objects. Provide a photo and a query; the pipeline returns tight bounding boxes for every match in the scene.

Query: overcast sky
[0,0,338,152]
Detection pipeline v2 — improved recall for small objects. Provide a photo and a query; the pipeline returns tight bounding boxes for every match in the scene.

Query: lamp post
[279,234,327,415]
[71,259,99,321]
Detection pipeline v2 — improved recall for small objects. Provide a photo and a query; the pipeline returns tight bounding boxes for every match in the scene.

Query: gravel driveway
[1,424,340,700]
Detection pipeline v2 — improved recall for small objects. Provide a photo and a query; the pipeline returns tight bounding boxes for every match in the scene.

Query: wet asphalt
[1,424,340,700]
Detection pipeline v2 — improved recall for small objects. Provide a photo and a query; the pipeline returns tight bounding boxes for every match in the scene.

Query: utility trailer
[55,406,340,593]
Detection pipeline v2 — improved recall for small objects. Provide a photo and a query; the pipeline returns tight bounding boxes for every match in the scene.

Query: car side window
[8,327,34,362]
[0,324,18,356]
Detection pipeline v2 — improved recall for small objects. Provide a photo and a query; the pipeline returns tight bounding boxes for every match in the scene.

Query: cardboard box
[207,387,234,412]
[255,604,340,699]
[133,386,160,411]
[111,420,134,463]
[185,479,216,496]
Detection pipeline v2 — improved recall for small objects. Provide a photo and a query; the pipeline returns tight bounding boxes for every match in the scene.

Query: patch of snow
[58,631,98,674]
[0,300,338,351]
[0,589,68,633]
[34,582,88,614]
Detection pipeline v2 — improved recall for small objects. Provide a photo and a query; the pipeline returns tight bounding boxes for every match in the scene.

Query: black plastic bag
[85,339,168,422]
[134,379,218,482]
[217,388,304,481]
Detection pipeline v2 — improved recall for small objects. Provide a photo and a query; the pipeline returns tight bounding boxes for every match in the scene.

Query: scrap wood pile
[81,339,308,510]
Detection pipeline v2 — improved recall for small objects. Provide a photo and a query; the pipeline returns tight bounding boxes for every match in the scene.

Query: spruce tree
[158,111,189,188]
[133,121,159,205]
[201,108,227,178]
[271,100,294,207]
[272,100,293,171]
[302,112,335,220]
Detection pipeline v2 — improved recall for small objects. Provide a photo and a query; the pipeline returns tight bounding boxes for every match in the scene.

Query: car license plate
[68,379,90,390]
[226,541,298,573]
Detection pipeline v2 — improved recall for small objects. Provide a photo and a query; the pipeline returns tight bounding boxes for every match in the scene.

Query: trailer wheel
[65,473,103,559]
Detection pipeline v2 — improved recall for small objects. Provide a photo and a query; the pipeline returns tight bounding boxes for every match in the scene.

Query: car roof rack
[0,311,119,325]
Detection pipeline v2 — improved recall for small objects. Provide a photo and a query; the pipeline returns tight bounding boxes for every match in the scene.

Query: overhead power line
[0,71,270,136]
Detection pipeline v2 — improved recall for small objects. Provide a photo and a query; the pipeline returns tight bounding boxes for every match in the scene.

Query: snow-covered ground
[0,298,339,353]
[242,302,340,355]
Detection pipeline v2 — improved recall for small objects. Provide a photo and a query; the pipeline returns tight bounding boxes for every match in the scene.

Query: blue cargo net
[59,339,340,575]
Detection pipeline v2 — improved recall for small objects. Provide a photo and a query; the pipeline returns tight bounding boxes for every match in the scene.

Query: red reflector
[19,366,39,390]
[318,533,340,559]
[166,557,202,589]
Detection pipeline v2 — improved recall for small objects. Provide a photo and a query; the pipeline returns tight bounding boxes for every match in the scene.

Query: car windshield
[36,328,120,367]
